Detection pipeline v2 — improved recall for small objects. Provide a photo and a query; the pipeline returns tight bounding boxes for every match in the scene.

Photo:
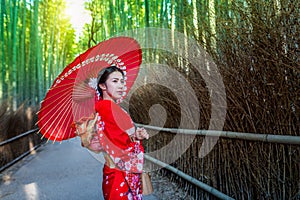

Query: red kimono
[95,100,144,200]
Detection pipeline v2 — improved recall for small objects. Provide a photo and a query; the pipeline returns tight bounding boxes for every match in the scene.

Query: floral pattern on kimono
[95,100,144,200]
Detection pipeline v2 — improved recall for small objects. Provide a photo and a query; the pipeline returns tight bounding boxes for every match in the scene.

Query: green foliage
[0,0,76,107]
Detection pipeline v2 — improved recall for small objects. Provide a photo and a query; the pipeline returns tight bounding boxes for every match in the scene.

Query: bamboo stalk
[283,145,286,199]
[267,144,271,197]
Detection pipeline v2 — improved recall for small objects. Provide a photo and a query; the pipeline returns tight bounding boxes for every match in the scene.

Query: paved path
[0,138,105,200]
[0,138,193,200]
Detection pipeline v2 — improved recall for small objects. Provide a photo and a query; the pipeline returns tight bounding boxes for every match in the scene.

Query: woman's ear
[99,83,106,91]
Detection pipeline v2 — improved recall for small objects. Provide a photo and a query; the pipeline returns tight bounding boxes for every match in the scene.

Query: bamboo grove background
[1,0,299,199]
[0,0,76,108]
[0,0,76,175]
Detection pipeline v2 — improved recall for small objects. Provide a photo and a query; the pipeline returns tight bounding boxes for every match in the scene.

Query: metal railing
[139,124,300,199]
[0,128,41,172]
[145,154,235,200]
[136,124,300,145]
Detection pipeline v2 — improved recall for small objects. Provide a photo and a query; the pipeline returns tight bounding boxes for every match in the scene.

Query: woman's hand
[135,127,149,140]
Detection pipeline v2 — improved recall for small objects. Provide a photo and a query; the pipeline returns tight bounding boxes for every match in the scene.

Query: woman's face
[99,71,125,101]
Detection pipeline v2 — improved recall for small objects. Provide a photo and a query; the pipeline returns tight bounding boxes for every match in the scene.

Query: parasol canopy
[37,37,142,142]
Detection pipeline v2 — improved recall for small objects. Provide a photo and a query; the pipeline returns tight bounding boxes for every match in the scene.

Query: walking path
[0,138,195,200]
[0,138,104,199]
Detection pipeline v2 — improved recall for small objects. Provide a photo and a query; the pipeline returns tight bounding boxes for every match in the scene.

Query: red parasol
[37,37,142,142]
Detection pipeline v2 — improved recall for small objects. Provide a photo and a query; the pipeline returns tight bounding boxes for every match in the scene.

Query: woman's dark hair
[97,65,124,97]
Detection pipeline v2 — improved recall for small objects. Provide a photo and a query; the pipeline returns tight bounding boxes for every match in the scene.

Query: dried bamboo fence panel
[0,103,42,170]
[126,1,299,198]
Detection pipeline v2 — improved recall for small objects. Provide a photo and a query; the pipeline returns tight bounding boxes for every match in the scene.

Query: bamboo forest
[0,0,299,199]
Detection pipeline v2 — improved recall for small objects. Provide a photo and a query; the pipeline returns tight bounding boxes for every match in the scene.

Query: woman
[92,65,149,200]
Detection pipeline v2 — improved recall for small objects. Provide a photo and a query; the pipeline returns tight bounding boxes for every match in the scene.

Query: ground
[0,141,195,200]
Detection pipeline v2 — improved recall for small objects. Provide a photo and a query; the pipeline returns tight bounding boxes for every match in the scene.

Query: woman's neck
[102,96,117,103]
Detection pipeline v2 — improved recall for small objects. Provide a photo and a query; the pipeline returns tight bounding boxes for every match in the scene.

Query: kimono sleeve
[95,100,144,173]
